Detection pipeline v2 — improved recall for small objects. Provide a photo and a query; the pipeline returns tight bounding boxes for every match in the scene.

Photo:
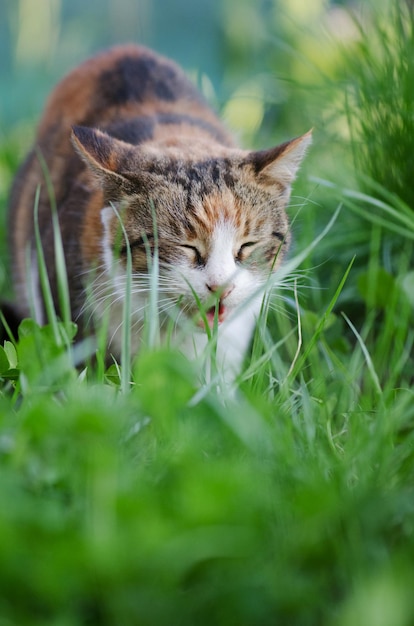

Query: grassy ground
[1,1,414,624]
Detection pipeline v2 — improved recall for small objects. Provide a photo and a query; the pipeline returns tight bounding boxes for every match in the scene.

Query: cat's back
[37,44,217,138]
[10,44,230,241]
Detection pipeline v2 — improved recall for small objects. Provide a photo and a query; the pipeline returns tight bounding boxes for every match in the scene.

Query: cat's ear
[71,125,129,187]
[247,130,312,188]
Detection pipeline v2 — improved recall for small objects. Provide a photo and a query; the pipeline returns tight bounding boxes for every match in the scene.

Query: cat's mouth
[199,301,227,329]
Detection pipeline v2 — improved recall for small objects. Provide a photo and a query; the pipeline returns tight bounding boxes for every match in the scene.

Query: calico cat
[8,44,311,374]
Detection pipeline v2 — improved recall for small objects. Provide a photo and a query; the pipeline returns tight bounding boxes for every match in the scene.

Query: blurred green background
[0,0,356,158]
[0,0,345,132]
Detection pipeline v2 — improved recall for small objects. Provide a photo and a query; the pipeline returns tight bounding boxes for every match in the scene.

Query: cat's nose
[207,283,235,299]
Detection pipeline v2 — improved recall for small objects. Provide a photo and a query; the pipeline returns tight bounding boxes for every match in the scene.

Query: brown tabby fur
[7,44,311,360]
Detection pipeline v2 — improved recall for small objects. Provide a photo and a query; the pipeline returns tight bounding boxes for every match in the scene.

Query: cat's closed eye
[181,244,204,266]
[236,241,257,262]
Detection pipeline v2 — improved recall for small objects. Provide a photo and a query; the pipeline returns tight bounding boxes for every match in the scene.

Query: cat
[7,44,311,377]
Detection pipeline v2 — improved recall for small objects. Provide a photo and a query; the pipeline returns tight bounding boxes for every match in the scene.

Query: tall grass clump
[344,0,414,208]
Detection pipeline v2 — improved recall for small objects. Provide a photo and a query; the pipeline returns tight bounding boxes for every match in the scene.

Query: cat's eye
[181,244,204,266]
[119,234,153,255]
[272,231,286,243]
[236,241,257,261]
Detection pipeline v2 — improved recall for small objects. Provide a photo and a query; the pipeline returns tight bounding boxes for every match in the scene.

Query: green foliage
[0,291,413,625]
[344,0,414,208]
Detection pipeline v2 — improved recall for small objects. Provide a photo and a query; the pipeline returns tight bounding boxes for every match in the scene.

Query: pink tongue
[206,302,226,326]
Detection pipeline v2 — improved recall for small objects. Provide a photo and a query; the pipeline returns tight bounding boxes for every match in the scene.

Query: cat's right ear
[247,130,312,189]
[71,125,130,189]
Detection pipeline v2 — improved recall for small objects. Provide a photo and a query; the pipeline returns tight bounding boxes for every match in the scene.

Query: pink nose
[207,283,234,299]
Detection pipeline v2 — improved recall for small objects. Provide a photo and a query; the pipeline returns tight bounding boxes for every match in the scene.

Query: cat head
[72,125,311,328]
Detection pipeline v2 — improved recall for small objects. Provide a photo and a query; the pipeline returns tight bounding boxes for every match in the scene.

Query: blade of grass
[287,256,355,380]
[36,148,72,331]
[0,309,16,344]
[275,203,342,281]
[311,177,414,238]
[342,312,382,398]
[286,279,302,377]
[33,184,61,345]
[145,202,160,350]
[110,203,132,393]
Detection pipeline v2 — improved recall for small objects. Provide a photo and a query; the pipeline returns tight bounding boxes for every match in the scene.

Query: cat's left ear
[247,130,312,188]
[71,125,131,190]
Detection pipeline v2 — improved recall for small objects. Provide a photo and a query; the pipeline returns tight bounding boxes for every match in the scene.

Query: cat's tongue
[205,302,226,328]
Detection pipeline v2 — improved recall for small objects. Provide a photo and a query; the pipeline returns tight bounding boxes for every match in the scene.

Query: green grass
[0,196,413,624]
[1,0,414,624]
[0,270,413,625]
[343,0,414,209]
